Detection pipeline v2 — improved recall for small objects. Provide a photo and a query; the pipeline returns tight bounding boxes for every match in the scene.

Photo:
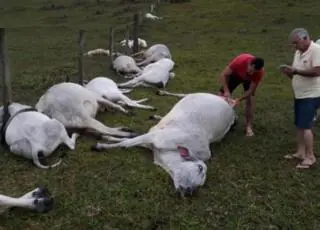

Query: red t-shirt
[228,53,264,84]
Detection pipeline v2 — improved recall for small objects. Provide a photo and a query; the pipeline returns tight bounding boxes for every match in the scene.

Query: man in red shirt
[218,53,265,137]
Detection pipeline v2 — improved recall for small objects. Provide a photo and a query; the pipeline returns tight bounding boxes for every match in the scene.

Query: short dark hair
[251,57,264,70]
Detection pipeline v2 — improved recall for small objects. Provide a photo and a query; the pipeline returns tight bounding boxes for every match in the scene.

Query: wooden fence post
[132,13,139,54]
[78,29,85,85]
[108,27,114,65]
[126,24,130,53]
[0,28,12,144]
[139,10,143,25]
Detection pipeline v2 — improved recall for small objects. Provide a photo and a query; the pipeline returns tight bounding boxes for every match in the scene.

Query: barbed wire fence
[0,28,11,145]
[0,0,166,142]
[75,0,164,85]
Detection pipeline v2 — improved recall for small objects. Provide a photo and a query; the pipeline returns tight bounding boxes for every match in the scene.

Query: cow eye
[198,164,203,173]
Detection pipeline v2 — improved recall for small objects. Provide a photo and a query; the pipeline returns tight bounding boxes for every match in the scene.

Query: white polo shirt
[291,41,320,99]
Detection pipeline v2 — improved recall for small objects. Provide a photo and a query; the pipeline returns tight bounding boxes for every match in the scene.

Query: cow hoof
[154,82,164,89]
[230,120,237,131]
[33,197,54,213]
[156,90,165,96]
[33,186,51,198]
[117,84,126,88]
[149,115,155,120]
[175,186,196,198]
[96,135,104,140]
[151,107,157,111]
[90,144,102,152]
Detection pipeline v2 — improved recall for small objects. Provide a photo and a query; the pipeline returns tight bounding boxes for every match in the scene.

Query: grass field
[1,0,320,229]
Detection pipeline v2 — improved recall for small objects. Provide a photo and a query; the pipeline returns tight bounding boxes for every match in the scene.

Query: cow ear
[177,146,190,159]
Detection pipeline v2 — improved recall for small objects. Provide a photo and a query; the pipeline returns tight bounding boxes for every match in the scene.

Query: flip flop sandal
[284,154,304,160]
[245,129,254,137]
[296,162,314,169]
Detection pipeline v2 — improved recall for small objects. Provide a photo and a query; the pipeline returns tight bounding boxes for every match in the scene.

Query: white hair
[289,28,309,41]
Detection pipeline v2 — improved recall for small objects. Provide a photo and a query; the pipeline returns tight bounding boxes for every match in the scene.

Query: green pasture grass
[1,0,320,229]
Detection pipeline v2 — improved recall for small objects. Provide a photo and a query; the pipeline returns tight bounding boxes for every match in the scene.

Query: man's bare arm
[219,66,233,93]
[293,66,320,77]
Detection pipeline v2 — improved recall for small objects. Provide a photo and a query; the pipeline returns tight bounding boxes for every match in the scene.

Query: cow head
[0,103,31,126]
[8,103,33,116]
[173,146,207,196]
[155,145,208,197]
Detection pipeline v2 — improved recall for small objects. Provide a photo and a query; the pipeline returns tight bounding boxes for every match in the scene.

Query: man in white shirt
[280,28,320,169]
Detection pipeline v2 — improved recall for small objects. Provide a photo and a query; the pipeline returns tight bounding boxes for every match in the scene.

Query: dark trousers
[219,74,252,95]
[294,97,320,129]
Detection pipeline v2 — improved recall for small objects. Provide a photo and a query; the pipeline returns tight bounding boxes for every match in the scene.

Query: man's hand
[221,91,234,105]
[220,96,240,107]
[283,66,296,75]
[223,91,231,99]
[280,64,296,78]
[228,98,240,107]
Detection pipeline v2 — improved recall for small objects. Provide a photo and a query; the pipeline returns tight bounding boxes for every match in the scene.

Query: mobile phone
[279,64,291,69]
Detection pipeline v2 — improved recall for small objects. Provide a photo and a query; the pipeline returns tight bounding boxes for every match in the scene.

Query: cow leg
[149,115,163,120]
[101,136,130,142]
[0,187,53,214]
[119,88,133,94]
[118,95,156,110]
[92,132,153,151]
[156,90,188,98]
[97,97,129,114]
[86,117,139,138]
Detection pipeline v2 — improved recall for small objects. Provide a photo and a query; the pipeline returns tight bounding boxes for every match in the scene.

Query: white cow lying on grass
[92,92,237,196]
[84,48,142,76]
[84,48,111,57]
[0,103,77,169]
[144,13,163,20]
[136,44,171,67]
[119,38,147,49]
[117,58,175,89]
[35,82,138,138]
[112,55,142,76]
[0,186,54,214]
[84,76,156,111]
[83,49,123,57]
